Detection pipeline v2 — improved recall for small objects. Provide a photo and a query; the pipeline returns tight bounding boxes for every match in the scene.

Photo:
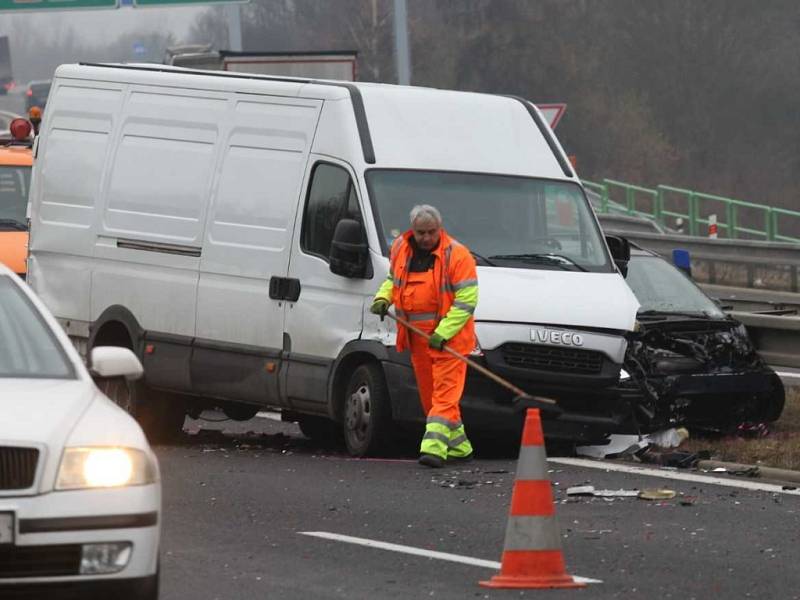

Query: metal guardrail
[608,230,800,292]
[584,178,800,243]
[730,311,800,369]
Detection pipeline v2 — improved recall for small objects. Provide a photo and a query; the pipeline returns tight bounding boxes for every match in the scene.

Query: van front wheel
[96,377,185,444]
[342,363,392,457]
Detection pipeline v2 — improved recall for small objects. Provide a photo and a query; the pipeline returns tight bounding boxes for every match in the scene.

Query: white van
[28,63,640,455]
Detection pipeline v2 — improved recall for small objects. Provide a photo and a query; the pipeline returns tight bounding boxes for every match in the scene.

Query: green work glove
[429,332,447,350]
[370,298,390,320]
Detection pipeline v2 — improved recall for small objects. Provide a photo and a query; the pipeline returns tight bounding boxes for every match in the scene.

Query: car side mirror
[605,235,630,278]
[329,218,373,279]
[90,346,144,381]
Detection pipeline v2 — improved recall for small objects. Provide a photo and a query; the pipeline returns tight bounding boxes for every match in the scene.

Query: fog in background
[0,6,204,81]
[3,0,798,227]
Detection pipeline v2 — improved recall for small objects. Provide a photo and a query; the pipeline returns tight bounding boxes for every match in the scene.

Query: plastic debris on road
[566,485,640,498]
[638,488,677,500]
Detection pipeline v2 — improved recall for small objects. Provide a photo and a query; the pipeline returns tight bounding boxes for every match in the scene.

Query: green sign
[0,0,117,10]
[134,0,242,5]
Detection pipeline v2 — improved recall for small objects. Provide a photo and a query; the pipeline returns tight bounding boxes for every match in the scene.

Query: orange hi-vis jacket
[375,229,478,355]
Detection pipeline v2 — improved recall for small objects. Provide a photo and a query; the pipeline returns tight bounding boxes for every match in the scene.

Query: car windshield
[366,170,612,272]
[0,165,31,230]
[626,255,725,317]
[0,276,75,378]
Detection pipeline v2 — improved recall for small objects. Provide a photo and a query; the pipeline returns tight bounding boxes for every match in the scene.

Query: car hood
[474,267,640,332]
[0,379,94,446]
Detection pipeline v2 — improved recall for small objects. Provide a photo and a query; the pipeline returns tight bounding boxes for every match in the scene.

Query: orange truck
[0,117,33,277]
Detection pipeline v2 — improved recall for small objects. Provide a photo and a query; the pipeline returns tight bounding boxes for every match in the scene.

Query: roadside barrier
[480,408,585,589]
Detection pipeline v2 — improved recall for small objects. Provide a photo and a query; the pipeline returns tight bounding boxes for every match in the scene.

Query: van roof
[56,63,575,180]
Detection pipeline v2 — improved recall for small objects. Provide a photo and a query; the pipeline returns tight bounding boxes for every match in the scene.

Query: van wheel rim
[345,384,371,445]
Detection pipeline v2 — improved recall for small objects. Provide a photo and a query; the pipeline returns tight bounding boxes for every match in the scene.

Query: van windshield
[0,165,31,231]
[366,170,612,273]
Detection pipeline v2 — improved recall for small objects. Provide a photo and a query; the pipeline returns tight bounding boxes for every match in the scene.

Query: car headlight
[56,447,157,490]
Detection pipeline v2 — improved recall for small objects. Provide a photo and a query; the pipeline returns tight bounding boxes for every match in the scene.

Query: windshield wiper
[0,218,27,232]
[488,253,588,272]
[637,309,713,320]
[471,251,496,267]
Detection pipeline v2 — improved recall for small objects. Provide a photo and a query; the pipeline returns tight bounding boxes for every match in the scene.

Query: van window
[301,163,364,260]
[366,170,612,273]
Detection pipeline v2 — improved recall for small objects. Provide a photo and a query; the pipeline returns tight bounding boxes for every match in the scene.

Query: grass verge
[681,388,800,471]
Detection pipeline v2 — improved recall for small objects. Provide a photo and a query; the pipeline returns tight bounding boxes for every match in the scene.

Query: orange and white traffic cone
[480,408,585,589]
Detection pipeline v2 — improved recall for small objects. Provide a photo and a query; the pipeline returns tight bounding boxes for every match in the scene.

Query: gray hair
[410,204,442,227]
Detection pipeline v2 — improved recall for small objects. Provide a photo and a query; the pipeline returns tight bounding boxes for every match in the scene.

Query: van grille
[501,343,604,375]
[0,447,39,490]
[0,545,81,578]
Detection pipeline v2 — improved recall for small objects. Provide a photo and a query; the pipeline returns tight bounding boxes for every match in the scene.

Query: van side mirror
[330,218,373,279]
[605,235,630,277]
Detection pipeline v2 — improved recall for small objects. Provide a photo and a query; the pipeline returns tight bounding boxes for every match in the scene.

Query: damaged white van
[28,63,640,455]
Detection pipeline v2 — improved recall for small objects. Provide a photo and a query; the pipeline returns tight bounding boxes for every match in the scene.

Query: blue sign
[133,42,146,56]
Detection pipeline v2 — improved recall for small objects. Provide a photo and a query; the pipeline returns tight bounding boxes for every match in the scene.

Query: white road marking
[256,411,282,421]
[776,371,800,379]
[549,457,800,496]
[298,531,602,584]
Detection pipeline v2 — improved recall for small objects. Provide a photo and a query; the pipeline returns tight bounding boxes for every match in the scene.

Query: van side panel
[91,86,228,339]
[192,96,322,405]
[28,81,123,322]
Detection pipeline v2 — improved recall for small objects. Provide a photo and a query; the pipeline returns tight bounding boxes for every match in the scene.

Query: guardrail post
[601,184,609,213]
[688,193,698,236]
[626,187,635,215]
[726,203,736,239]
[655,187,664,226]
[766,208,775,241]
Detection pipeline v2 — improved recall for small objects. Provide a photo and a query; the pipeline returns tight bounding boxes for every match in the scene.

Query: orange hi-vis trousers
[408,325,467,424]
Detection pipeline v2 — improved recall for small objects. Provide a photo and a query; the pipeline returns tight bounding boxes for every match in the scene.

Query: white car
[0,264,160,598]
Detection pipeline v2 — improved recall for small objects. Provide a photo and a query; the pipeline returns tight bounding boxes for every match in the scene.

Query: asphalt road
[155,415,800,600]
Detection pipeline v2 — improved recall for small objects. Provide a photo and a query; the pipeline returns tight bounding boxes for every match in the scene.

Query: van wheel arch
[89,305,144,356]
[328,342,390,423]
[90,306,184,444]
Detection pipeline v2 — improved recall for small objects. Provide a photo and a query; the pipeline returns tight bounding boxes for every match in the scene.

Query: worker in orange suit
[371,205,479,468]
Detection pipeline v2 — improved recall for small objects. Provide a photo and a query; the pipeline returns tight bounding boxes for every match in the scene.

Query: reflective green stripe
[423,430,449,444]
[502,516,562,551]
[420,437,448,459]
[425,421,450,436]
[427,416,461,429]
[452,301,475,314]
[448,438,473,458]
[450,278,478,291]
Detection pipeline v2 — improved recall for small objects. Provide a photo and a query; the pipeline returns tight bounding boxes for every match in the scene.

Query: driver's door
[282,158,375,412]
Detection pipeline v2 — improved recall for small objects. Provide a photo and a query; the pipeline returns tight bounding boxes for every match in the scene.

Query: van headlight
[56,447,157,490]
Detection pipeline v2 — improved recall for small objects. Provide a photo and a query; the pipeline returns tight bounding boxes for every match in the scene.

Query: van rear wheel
[342,363,392,457]
[97,377,185,444]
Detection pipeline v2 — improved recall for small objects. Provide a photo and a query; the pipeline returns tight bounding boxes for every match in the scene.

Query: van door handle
[269,276,301,301]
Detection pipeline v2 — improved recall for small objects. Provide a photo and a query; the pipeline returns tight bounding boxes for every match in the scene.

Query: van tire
[342,363,392,457]
[97,377,185,444]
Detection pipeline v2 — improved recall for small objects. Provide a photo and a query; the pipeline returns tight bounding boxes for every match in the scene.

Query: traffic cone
[480,408,585,589]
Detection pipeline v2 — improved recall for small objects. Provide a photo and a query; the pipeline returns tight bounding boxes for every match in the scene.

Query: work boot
[418,453,445,468]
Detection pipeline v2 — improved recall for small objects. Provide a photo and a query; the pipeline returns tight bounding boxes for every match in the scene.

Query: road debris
[566,485,639,498]
[638,488,677,500]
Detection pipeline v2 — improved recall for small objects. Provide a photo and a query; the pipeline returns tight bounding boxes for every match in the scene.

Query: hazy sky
[0,4,208,46]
